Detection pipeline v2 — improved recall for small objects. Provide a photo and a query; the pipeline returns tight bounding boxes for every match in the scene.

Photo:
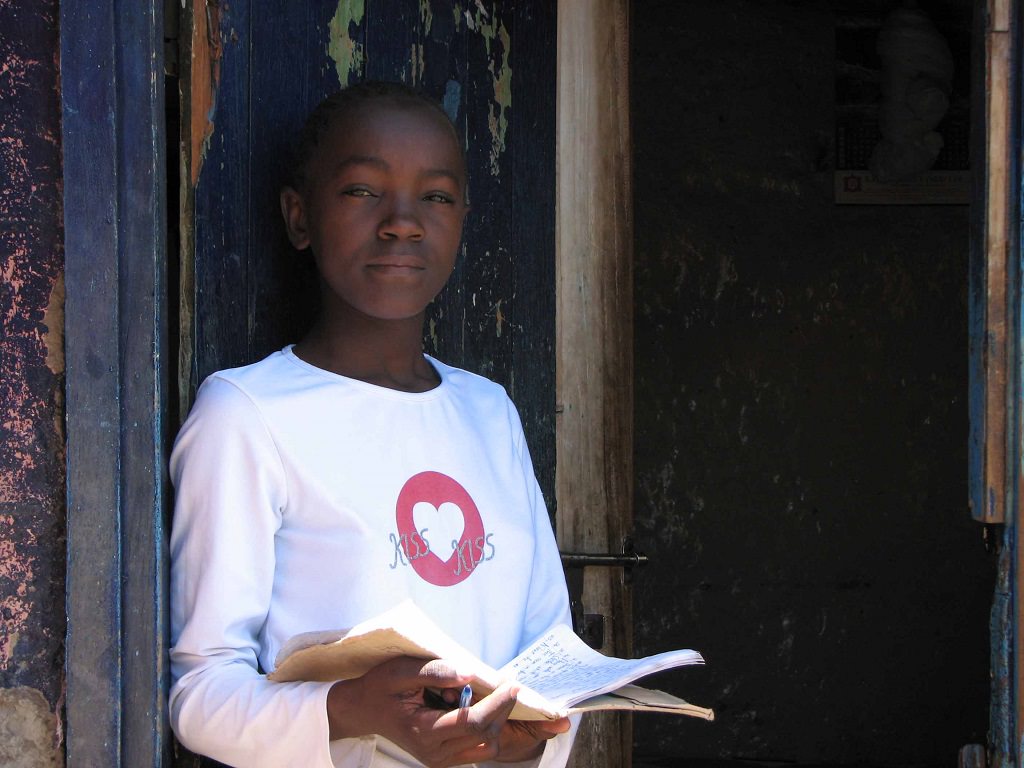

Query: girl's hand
[327,656,529,767]
[491,715,572,763]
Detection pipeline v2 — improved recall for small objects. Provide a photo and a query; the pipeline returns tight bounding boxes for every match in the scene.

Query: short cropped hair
[287,80,462,191]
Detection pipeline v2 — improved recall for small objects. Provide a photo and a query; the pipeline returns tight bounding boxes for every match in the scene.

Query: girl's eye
[424,192,454,204]
[343,187,375,198]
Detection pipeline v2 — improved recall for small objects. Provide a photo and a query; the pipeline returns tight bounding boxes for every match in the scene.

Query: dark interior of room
[630,2,994,766]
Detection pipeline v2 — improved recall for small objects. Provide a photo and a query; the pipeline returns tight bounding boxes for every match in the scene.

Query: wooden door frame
[60,0,172,764]
[556,3,1014,766]
[970,1,1024,765]
[58,0,627,765]
[555,1,634,765]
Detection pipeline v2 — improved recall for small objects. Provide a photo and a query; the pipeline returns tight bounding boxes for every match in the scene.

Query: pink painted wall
[0,0,67,762]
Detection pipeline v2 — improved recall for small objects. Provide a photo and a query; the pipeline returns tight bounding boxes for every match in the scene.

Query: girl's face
[282,100,468,326]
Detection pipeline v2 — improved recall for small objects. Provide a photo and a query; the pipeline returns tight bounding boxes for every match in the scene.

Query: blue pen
[458,683,473,709]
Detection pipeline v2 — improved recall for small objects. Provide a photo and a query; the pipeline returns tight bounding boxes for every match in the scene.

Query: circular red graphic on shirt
[395,471,485,586]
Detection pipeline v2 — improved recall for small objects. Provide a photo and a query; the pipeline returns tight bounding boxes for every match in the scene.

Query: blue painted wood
[967,0,987,525]
[366,0,422,83]
[117,3,172,765]
[61,0,171,764]
[459,3,515,387]
[981,1,1024,763]
[192,0,252,386]
[508,0,556,509]
[967,3,1013,761]
[247,0,341,360]
[61,0,123,761]
[1011,4,1024,762]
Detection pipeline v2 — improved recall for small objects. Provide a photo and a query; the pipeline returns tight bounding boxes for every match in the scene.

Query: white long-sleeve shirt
[169,347,575,767]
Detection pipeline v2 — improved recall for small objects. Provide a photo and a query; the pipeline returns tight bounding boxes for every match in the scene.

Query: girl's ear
[280,186,311,250]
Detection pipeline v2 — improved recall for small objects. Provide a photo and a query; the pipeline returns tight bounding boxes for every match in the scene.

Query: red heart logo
[395,471,485,586]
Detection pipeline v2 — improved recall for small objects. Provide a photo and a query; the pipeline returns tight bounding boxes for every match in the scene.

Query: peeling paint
[419,0,433,36]
[468,5,511,175]
[189,0,222,187]
[41,273,62,377]
[410,42,425,85]
[0,0,67,714]
[328,0,365,88]
[0,516,34,672]
[493,298,504,337]
[442,79,461,124]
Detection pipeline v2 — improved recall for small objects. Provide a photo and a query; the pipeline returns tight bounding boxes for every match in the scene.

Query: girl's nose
[378,198,424,241]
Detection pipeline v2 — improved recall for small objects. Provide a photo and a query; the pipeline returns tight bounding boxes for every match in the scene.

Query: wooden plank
[1011,1,1024,760]
[61,0,123,762]
[991,0,1011,32]
[459,3,515,385]
[960,743,987,768]
[991,528,1014,766]
[984,21,1011,525]
[510,0,558,506]
[970,3,1013,763]
[969,0,990,525]
[117,3,172,765]
[191,0,252,384]
[971,0,1014,526]
[417,0,464,100]
[178,0,219,412]
[556,1,633,765]
[247,0,339,360]
[365,0,421,83]
[62,0,171,764]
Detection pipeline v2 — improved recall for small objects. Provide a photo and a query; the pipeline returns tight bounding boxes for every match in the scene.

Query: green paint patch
[420,0,434,36]
[411,43,425,85]
[470,6,512,175]
[488,22,512,175]
[328,0,365,87]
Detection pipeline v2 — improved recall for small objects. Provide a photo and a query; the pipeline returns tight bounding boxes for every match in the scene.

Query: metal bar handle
[560,552,649,569]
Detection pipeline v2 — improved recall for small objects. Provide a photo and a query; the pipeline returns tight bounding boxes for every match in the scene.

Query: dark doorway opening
[631,2,993,766]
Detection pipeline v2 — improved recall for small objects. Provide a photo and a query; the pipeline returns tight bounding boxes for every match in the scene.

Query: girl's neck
[294,314,439,393]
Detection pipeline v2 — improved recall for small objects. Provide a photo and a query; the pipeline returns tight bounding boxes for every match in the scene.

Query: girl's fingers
[529,716,572,737]
[437,681,517,728]
[432,680,518,758]
[415,658,473,687]
[372,656,471,693]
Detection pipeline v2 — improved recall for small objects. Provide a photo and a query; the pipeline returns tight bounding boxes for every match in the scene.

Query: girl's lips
[366,262,425,276]
[366,255,425,269]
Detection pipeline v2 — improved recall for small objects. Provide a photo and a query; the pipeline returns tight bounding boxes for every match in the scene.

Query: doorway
[630,1,994,765]
[56,0,1005,765]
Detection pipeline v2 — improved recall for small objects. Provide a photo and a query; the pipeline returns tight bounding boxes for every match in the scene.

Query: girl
[168,81,576,768]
